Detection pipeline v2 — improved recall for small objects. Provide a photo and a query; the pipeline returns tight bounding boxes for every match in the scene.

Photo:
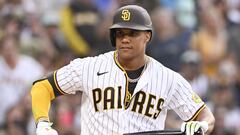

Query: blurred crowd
[0,0,239,135]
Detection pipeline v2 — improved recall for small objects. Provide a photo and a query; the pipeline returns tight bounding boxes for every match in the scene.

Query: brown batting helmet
[109,5,153,46]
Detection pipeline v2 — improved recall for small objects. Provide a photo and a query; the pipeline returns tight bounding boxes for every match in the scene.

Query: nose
[121,35,130,43]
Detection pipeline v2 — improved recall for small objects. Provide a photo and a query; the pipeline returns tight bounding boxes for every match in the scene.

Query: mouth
[119,46,132,50]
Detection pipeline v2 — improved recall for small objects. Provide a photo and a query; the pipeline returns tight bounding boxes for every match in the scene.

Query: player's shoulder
[148,56,184,82]
[148,56,177,74]
[151,57,188,81]
[149,56,187,85]
[70,51,114,64]
[96,51,115,60]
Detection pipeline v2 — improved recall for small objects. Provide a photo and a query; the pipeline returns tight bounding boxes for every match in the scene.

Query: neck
[117,54,146,71]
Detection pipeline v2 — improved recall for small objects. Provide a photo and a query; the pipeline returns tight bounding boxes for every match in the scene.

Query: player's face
[115,28,151,60]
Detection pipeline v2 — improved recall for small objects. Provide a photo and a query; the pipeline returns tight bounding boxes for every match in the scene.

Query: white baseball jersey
[54,51,205,135]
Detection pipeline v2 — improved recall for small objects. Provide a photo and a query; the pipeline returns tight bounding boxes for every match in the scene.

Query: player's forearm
[31,80,56,122]
[195,106,215,134]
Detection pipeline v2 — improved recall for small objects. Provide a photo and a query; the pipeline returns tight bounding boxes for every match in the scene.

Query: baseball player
[31,5,215,135]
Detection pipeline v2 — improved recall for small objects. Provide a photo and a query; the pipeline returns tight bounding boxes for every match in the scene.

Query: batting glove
[36,121,58,135]
[181,121,208,135]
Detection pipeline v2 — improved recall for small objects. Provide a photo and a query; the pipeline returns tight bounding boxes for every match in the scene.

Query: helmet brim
[109,22,152,31]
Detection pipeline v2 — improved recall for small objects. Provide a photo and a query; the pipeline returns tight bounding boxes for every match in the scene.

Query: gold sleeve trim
[53,71,67,95]
[186,104,206,122]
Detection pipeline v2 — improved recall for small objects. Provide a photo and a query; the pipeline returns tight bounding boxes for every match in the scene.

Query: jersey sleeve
[167,73,205,121]
[54,58,86,94]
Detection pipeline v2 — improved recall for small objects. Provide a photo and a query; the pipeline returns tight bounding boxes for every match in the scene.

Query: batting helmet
[109,5,153,46]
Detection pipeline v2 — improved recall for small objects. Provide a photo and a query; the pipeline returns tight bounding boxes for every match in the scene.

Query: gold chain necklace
[127,57,148,83]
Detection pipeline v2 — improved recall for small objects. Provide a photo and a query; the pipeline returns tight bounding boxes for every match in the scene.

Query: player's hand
[181,121,208,135]
[36,121,58,135]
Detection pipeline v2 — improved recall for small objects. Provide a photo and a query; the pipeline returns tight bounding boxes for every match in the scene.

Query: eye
[129,30,141,37]
[115,30,124,38]
[115,29,142,38]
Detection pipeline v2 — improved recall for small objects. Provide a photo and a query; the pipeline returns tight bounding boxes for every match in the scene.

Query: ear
[145,31,151,42]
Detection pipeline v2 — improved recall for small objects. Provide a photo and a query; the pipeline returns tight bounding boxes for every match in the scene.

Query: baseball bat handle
[123,130,183,135]
[195,128,204,135]
[123,128,203,135]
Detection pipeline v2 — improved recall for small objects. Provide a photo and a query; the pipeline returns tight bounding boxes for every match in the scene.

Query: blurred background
[0,0,239,135]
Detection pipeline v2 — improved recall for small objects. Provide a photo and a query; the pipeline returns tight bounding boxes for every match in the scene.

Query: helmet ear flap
[110,29,116,47]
